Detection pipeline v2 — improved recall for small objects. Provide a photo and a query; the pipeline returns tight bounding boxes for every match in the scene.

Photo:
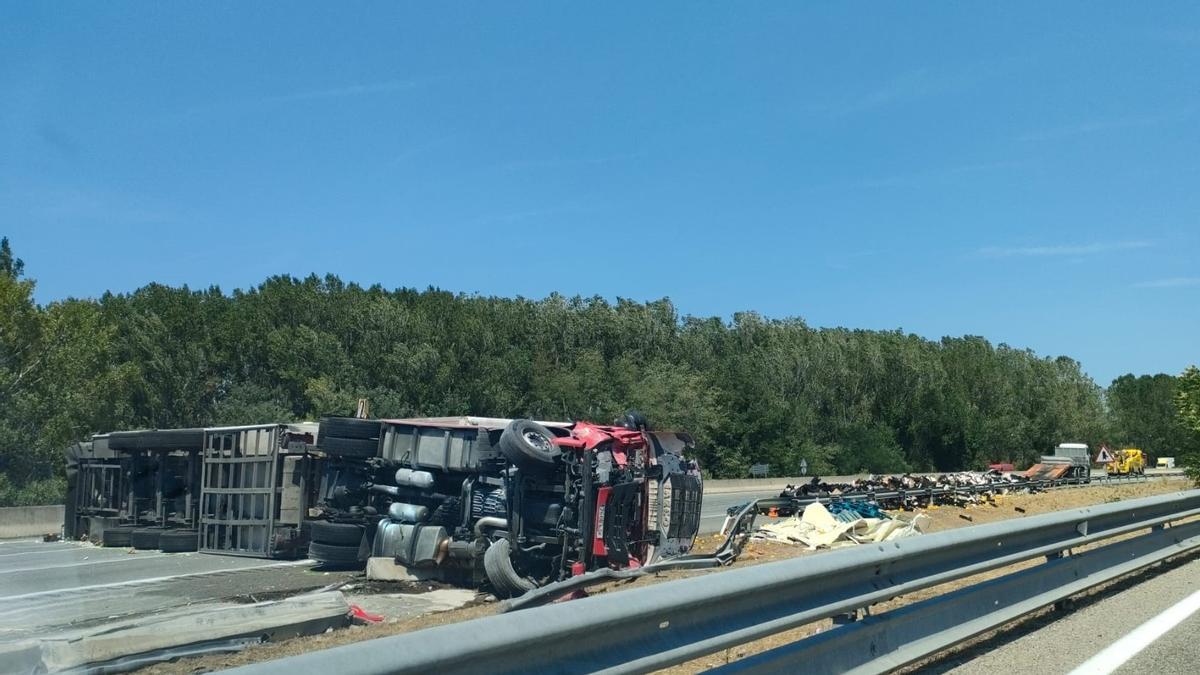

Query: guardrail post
[832,606,869,626]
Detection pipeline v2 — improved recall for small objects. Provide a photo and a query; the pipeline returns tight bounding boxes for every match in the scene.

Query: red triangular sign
[1095,446,1115,463]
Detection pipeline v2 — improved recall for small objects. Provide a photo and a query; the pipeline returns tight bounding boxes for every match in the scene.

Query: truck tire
[318,417,381,441]
[130,527,164,550]
[310,521,365,546]
[159,529,199,553]
[308,541,363,566]
[499,420,559,469]
[102,526,134,547]
[484,537,537,598]
[319,436,379,458]
[110,429,205,451]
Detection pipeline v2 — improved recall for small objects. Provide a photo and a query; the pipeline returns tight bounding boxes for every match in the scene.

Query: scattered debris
[827,501,888,520]
[768,469,1084,515]
[348,604,384,625]
[752,502,929,550]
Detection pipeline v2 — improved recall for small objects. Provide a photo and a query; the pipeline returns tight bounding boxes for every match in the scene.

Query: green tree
[0,237,24,278]
[1109,373,1199,461]
[1,233,1127,502]
[1175,366,1200,482]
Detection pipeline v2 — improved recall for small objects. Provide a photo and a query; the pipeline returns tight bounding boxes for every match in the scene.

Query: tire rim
[523,430,552,452]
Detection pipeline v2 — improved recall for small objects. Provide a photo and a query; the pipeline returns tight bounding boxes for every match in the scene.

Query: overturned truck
[66,412,723,598]
[66,424,319,554]
[311,413,706,596]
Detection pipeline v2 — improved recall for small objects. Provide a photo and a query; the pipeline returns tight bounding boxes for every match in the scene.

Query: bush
[0,474,66,507]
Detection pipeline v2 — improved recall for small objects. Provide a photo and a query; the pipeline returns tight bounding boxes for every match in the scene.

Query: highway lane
[0,486,763,644]
[699,489,780,534]
[944,554,1200,674]
[1112,604,1200,675]
[0,539,300,597]
[0,539,344,645]
[0,484,762,642]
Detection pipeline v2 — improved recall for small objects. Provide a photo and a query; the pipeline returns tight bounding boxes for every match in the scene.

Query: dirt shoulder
[141,477,1193,674]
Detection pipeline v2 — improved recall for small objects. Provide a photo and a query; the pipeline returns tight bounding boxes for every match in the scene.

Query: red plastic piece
[348,604,384,624]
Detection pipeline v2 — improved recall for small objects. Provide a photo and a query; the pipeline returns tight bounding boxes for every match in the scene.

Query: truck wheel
[130,527,164,550]
[110,429,205,451]
[310,521,365,546]
[318,417,381,441]
[159,530,199,553]
[484,537,537,598]
[308,541,363,567]
[499,420,559,469]
[102,526,134,547]
[319,436,379,458]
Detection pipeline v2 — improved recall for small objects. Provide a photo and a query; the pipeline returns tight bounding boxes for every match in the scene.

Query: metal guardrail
[231,488,1200,675]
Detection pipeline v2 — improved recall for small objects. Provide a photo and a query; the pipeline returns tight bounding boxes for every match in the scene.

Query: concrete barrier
[0,505,64,539]
[705,477,817,494]
[704,469,1190,495]
[705,473,942,493]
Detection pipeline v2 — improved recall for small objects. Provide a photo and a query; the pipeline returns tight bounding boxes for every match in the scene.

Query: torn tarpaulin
[753,502,929,550]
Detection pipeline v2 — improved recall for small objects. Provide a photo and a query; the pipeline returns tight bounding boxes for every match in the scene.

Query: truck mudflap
[503,501,758,612]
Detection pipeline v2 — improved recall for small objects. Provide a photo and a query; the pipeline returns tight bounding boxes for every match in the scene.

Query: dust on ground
[138,478,1191,674]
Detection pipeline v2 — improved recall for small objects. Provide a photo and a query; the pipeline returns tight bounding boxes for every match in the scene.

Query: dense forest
[2,236,1198,505]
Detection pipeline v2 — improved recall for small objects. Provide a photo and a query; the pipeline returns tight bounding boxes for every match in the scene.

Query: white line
[0,553,170,575]
[1069,588,1200,675]
[0,558,314,602]
[0,546,104,558]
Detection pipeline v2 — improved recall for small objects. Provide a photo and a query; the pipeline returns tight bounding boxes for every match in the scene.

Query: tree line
[1,236,1197,505]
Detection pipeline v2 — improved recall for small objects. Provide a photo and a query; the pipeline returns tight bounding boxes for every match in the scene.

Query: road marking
[0,553,170,575]
[1069,588,1200,675]
[0,558,314,602]
[0,546,106,558]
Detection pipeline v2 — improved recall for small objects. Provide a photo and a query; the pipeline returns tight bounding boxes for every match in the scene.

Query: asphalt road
[944,555,1200,674]
[0,490,767,645]
[0,538,346,645]
[699,489,780,534]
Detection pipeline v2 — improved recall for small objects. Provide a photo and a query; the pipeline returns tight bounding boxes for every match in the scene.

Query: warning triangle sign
[1095,445,1115,463]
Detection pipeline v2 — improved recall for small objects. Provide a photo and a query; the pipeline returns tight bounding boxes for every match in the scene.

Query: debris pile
[754,502,930,549]
[779,471,1035,510]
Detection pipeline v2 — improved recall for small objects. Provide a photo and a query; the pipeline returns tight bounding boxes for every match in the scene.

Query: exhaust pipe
[474,516,508,536]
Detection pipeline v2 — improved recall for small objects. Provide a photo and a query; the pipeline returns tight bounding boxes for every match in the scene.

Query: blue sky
[2,3,1197,386]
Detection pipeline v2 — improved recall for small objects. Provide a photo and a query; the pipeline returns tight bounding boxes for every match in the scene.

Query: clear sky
[2,4,1197,386]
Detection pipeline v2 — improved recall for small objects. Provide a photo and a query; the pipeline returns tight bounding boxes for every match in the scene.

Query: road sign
[1095,445,1115,463]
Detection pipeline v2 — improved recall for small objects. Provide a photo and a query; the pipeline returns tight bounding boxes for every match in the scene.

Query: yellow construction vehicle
[1106,448,1146,476]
